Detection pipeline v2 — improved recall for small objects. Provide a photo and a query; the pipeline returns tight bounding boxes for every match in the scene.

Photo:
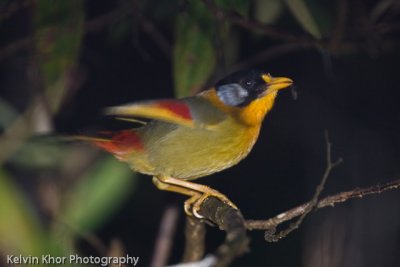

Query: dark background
[0,0,399,266]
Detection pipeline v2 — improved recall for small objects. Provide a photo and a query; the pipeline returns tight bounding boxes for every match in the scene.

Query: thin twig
[131,0,171,59]
[0,37,33,61]
[200,0,302,42]
[139,18,171,58]
[54,219,108,256]
[150,205,180,267]
[376,22,400,34]
[231,42,318,72]
[329,0,348,52]
[263,131,342,241]
[0,6,129,61]
[0,0,33,21]
[246,178,400,231]
[0,2,171,61]
[0,7,128,61]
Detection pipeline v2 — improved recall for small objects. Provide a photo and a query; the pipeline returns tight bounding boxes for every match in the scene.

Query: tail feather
[73,135,111,143]
[74,130,144,157]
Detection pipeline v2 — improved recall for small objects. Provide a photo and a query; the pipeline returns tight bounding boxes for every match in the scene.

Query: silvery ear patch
[217,83,249,106]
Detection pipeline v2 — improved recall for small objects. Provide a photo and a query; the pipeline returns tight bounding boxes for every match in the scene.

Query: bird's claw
[184,191,238,219]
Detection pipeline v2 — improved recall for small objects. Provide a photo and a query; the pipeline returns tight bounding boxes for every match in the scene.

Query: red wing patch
[93,130,144,156]
[157,100,192,120]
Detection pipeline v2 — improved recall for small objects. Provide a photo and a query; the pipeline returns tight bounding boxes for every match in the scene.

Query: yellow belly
[130,118,260,180]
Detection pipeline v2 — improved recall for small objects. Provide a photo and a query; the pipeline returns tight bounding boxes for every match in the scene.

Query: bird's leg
[153,176,238,218]
[152,176,202,215]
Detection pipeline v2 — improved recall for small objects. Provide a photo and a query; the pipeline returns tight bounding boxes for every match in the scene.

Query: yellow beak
[262,74,293,92]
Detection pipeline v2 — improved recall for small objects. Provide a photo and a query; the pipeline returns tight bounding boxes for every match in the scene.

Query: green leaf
[254,0,284,24]
[370,0,398,22]
[34,0,84,113]
[173,0,250,97]
[108,17,132,45]
[0,169,47,255]
[61,156,137,232]
[284,0,321,39]
[9,137,65,169]
[216,0,250,18]
[215,0,249,67]
[0,98,18,130]
[173,1,217,97]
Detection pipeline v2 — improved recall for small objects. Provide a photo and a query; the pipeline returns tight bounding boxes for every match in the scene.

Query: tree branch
[197,198,249,267]
[175,130,400,265]
[329,0,348,51]
[231,42,318,72]
[182,216,206,263]
[246,132,400,236]
[150,205,180,267]
[0,2,171,61]
[246,178,400,231]
[201,0,302,42]
[262,131,342,242]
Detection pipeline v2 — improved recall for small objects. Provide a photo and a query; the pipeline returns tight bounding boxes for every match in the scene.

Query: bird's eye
[246,80,254,86]
[217,83,249,106]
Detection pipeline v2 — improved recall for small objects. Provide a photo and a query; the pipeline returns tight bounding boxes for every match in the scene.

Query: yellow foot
[184,191,238,219]
[151,175,238,219]
[183,192,201,216]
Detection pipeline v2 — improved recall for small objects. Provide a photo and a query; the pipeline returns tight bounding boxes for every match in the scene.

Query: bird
[77,69,293,218]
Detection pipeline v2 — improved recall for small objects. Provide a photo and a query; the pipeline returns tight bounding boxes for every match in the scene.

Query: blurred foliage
[9,137,65,168]
[34,0,84,113]
[61,156,136,233]
[173,0,249,97]
[0,170,63,258]
[284,0,321,39]
[173,0,217,97]
[254,0,284,24]
[0,0,137,263]
[0,97,18,130]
